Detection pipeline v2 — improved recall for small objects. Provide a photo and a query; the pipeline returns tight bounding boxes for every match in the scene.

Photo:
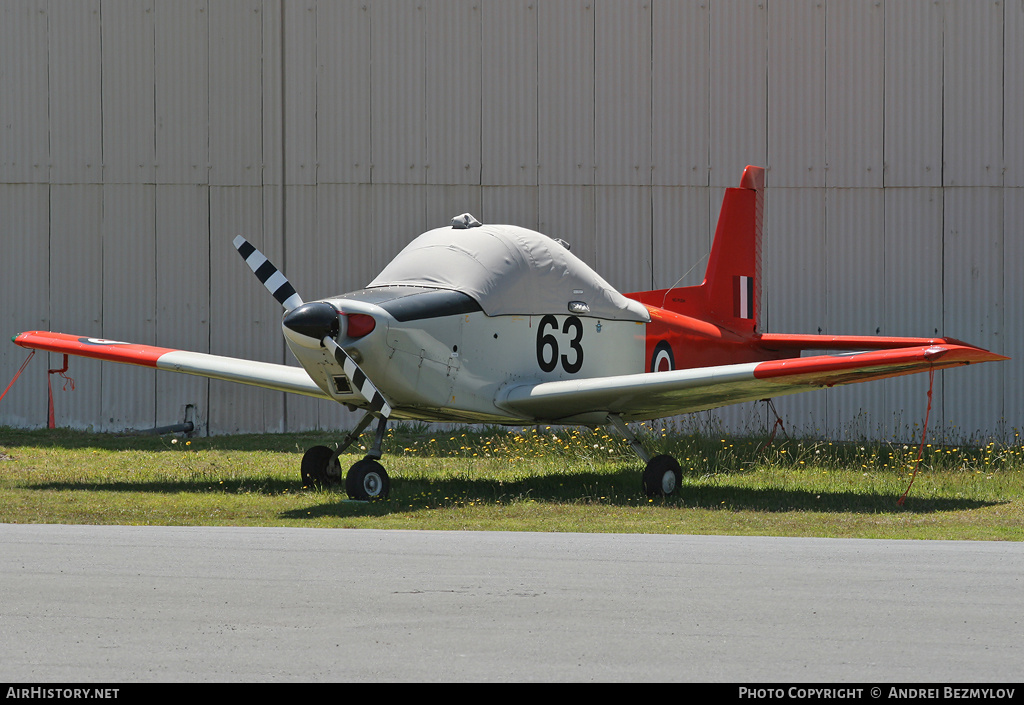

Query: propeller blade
[322,336,393,418]
[233,235,304,312]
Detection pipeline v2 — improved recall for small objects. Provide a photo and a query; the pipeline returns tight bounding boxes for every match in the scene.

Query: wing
[13,331,332,400]
[498,343,1008,424]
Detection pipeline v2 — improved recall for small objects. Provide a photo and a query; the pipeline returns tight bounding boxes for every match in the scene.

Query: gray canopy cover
[367,222,651,322]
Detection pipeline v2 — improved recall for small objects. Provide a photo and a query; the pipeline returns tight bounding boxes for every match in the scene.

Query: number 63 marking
[536,314,584,373]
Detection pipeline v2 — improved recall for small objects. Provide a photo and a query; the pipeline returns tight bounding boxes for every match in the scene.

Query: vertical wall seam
[97,0,106,424]
[938,1,946,427]
[649,0,655,288]
[279,0,289,430]
[205,1,213,433]
[151,1,159,428]
[536,0,541,194]
[478,1,484,189]
[1001,0,1006,427]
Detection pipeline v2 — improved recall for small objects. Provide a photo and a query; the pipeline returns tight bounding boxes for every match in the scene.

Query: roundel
[650,341,675,373]
[80,338,131,346]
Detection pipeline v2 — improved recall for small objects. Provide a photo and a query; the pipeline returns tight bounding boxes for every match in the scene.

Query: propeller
[322,337,393,418]
[233,235,392,419]
[233,235,304,311]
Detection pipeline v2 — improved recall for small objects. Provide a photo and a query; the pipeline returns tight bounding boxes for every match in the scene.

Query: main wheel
[301,445,340,488]
[346,457,391,501]
[642,454,681,497]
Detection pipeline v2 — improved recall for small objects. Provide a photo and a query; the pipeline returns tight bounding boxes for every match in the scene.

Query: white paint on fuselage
[284,297,646,424]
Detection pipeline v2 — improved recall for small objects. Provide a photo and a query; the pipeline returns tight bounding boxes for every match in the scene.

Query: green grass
[0,424,1021,540]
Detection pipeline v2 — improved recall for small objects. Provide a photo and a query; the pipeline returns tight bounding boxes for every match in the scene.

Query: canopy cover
[367,222,651,322]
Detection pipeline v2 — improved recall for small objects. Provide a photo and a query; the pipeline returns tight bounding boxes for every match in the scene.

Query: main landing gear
[301,413,391,501]
[302,412,676,501]
[607,414,682,498]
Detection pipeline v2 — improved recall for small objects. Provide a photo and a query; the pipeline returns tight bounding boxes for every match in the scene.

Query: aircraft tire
[301,445,338,488]
[346,457,390,501]
[642,454,681,497]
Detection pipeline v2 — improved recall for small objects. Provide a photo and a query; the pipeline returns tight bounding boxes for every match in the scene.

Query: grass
[0,423,1022,540]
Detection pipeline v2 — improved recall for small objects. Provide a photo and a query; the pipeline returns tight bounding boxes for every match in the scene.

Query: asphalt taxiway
[1,524,1021,682]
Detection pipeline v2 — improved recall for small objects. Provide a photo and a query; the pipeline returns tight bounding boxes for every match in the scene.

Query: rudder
[625,165,764,337]
[700,165,764,335]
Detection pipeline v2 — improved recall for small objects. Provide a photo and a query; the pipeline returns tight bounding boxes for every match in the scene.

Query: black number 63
[536,315,584,374]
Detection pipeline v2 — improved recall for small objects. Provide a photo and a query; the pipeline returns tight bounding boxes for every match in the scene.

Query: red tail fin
[628,165,764,336]
[701,165,763,335]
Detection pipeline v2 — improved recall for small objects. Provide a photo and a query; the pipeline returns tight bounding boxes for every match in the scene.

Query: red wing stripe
[13,331,172,367]
[753,344,1006,384]
[14,330,331,399]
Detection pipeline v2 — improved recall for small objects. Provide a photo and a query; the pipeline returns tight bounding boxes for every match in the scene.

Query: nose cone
[283,302,339,342]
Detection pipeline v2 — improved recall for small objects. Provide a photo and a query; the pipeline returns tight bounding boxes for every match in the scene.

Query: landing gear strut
[300,413,391,500]
[607,414,681,498]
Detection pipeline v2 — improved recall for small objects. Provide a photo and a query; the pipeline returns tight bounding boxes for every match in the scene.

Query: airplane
[13,166,1008,500]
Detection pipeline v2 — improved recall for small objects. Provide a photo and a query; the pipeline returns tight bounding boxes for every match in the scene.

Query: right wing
[13,331,331,400]
[498,343,1008,424]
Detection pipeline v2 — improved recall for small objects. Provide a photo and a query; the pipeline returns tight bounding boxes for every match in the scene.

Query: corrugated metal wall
[1,0,1020,441]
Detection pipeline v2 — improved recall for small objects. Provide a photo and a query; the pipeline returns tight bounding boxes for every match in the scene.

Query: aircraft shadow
[19,461,1002,519]
[25,477,297,495]
[280,467,1002,519]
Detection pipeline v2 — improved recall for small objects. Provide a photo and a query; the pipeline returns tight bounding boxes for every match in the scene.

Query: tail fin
[700,165,764,335]
[628,165,764,336]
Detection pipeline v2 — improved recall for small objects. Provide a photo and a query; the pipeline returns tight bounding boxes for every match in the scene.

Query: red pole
[47,354,70,429]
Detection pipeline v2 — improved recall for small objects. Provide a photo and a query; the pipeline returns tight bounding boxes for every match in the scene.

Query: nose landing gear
[299,413,391,500]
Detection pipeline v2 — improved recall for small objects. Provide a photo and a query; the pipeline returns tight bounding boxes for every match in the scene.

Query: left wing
[498,343,1008,424]
[13,331,331,400]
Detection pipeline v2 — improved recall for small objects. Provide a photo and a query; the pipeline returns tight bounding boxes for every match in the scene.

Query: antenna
[660,252,708,309]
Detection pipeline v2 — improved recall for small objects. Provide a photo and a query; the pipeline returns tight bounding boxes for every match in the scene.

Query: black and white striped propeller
[232,235,392,419]
[232,235,304,312]
[321,337,392,418]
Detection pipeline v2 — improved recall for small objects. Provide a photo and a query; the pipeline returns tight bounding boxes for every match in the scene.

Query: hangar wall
[1,0,1020,441]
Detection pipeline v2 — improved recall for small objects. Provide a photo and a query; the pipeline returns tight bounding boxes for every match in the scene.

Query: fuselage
[283,286,781,424]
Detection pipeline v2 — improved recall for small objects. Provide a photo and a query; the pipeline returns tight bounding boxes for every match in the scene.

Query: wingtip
[930,344,1011,365]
